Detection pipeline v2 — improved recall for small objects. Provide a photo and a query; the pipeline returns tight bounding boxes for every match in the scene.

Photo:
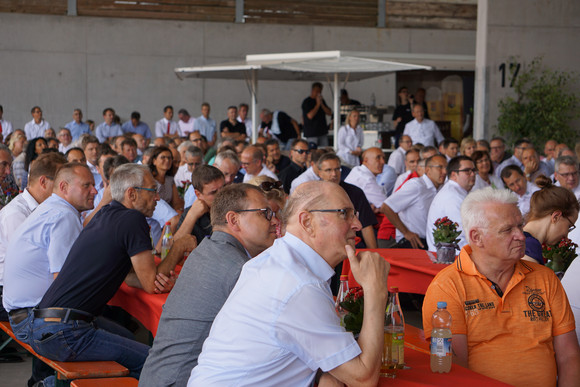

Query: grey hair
[177,141,193,152]
[555,155,578,172]
[110,164,150,202]
[214,150,240,169]
[460,187,518,244]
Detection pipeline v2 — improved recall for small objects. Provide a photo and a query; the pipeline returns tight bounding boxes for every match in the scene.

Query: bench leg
[0,335,12,352]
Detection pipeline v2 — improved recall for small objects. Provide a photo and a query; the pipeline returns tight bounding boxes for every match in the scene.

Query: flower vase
[435,243,457,264]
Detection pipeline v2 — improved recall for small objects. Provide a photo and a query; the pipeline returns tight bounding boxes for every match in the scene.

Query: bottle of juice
[161,221,173,260]
[430,301,452,373]
[335,275,349,327]
[381,287,405,378]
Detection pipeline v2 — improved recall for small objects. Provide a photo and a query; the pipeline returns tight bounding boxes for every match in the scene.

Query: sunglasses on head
[260,181,283,192]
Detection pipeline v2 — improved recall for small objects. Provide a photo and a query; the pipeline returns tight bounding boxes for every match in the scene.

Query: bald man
[189,181,390,386]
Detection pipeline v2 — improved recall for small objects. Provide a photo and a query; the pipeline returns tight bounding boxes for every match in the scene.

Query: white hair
[460,187,518,244]
[177,141,193,152]
[110,164,149,202]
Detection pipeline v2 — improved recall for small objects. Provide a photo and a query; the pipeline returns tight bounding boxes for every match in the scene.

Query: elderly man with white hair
[423,187,580,387]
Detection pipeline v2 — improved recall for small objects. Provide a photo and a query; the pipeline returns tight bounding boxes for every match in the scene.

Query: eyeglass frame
[564,215,576,232]
[453,168,478,174]
[292,148,310,155]
[133,186,160,194]
[308,207,359,221]
[235,208,275,221]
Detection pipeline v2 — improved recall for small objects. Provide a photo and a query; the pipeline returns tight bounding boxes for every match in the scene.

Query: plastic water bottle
[335,275,349,327]
[161,221,173,260]
[381,287,405,377]
[430,301,452,373]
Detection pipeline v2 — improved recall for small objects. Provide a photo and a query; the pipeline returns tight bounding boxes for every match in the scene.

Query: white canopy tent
[175,51,474,147]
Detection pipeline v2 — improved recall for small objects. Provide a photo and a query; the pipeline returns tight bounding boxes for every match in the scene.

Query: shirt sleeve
[47,214,82,273]
[547,272,576,337]
[123,211,154,257]
[384,179,418,212]
[274,282,361,372]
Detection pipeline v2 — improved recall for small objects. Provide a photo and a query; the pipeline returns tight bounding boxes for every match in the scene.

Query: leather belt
[8,307,32,325]
[34,308,94,323]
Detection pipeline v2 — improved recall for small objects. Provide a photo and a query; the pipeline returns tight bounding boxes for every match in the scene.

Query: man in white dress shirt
[57,128,74,153]
[24,106,51,139]
[426,156,476,252]
[0,105,13,140]
[174,146,203,188]
[403,104,444,147]
[382,155,447,249]
[178,109,195,137]
[189,181,390,386]
[241,145,277,183]
[387,135,412,175]
[0,152,66,320]
[554,156,580,199]
[345,147,387,209]
[155,105,180,139]
[82,135,103,188]
[500,165,539,216]
[393,148,420,191]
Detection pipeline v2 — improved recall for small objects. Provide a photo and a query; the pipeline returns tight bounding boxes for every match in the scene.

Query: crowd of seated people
[1,95,580,386]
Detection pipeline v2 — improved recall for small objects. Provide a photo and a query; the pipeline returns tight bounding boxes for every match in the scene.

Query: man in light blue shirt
[189,181,390,386]
[121,111,151,140]
[65,108,91,141]
[95,107,122,143]
[192,102,217,147]
[3,163,97,385]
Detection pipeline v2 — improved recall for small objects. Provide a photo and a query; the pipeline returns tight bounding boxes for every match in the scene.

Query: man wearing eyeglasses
[174,146,203,189]
[141,184,279,387]
[495,138,530,180]
[28,164,196,385]
[241,145,278,183]
[426,156,476,252]
[554,156,580,199]
[189,180,390,386]
[279,139,309,194]
[382,155,448,249]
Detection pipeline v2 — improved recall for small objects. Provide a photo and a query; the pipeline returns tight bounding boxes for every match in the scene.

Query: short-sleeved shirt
[384,174,437,241]
[278,162,306,194]
[177,209,212,245]
[219,120,246,137]
[3,194,82,312]
[188,232,361,386]
[301,97,329,137]
[344,164,386,208]
[95,122,122,143]
[340,181,377,230]
[0,189,39,286]
[423,246,575,387]
[38,200,152,316]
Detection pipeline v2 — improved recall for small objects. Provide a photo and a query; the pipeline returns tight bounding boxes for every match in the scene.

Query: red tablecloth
[342,249,450,294]
[108,282,168,337]
[380,348,512,386]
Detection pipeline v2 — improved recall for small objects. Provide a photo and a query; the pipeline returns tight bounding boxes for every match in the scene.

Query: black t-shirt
[392,103,413,135]
[302,97,329,137]
[273,155,291,174]
[38,201,152,316]
[220,120,246,136]
[177,208,212,244]
[278,162,306,194]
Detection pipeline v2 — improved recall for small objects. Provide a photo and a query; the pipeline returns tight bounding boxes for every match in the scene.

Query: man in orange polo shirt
[423,187,580,387]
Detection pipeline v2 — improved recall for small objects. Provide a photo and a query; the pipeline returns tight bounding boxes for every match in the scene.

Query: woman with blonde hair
[460,137,476,158]
[336,109,363,167]
[248,175,286,238]
[522,175,579,265]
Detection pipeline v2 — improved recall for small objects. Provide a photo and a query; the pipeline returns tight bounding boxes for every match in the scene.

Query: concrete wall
[0,13,475,135]
[483,0,580,139]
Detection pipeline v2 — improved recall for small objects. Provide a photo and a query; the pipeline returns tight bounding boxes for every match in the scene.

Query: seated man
[441,137,459,161]
[554,155,580,199]
[381,155,447,249]
[140,184,280,386]
[393,148,420,191]
[423,188,580,386]
[426,156,476,252]
[265,138,290,174]
[344,147,387,209]
[175,165,225,244]
[30,164,195,381]
[241,145,277,183]
[278,139,309,194]
[174,146,203,188]
[500,165,539,216]
[189,181,390,386]
[522,147,552,183]
[387,135,412,175]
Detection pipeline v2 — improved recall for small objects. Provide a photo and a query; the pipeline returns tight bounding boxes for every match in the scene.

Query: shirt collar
[49,193,81,217]
[283,232,336,282]
[456,245,533,280]
[21,188,39,209]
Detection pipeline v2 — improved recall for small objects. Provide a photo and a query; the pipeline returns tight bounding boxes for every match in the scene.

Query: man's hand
[172,234,197,256]
[403,231,424,249]
[370,204,379,214]
[346,245,389,294]
[189,198,209,218]
[524,158,538,176]
[154,271,178,294]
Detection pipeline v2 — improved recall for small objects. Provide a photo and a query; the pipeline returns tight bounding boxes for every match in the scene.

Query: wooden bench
[71,377,138,386]
[404,324,430,354]
[0,321,129,384]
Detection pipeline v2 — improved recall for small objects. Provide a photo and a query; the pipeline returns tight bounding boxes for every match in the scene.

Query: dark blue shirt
[524,231,544,265]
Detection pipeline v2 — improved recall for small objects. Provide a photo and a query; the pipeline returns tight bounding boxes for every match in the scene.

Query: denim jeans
[30,316,150,380]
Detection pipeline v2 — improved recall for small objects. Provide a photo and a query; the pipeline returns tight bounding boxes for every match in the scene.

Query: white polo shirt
[425,180,470,252]
[384,174,438,242]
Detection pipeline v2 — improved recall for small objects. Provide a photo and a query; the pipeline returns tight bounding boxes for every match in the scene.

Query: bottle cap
[165,221,171,225]
[389,287,399,293]
[437,301,447,309]
[340,275,348,280]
